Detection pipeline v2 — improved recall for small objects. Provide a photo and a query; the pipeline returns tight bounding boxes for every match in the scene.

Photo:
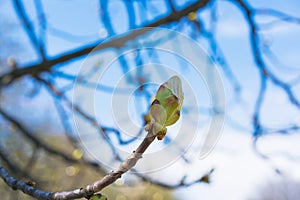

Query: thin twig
[0,126,156,200]
[53,129,156,199]
[13,0,46,59]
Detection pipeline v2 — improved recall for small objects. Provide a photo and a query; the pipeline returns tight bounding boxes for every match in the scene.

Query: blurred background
[0,0,300,199]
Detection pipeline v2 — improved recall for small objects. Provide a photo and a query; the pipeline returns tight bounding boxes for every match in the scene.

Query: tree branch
[0,107,104,171]
[231,0,300,172]
[53,129,156,200]
[0,125,157,200]
[0,165,53,200]
[233,0,300,138]
[13,0,46,59]
[0,0,211,87]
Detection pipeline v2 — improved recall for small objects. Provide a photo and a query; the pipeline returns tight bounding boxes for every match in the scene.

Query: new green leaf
[145,76,184,140]
[89,193,108,200]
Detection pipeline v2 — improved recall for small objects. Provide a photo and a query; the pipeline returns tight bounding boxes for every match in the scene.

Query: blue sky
[1,0,300,199]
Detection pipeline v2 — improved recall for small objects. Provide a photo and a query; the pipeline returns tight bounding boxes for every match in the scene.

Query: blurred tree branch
[0,0,210,87]
[0,125,212,199]
[0,0,300,199]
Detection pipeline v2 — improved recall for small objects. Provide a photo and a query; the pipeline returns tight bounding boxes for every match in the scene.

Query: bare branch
[0,145,29,178]
[132,168,214,189]
[255,8,300,29]
[53,128,156,199]
[166,0,176,12]
[0,107,103,171]
[13,0,46,59]
[52,70,131,94]
[0,124,155,199]
[39,75,211,186]
[233,0,300,139]
[0,0,211,87]
[33,0,47,47]
[0,165,53,200]
[231,0,300,172]
[36,77,125,162]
